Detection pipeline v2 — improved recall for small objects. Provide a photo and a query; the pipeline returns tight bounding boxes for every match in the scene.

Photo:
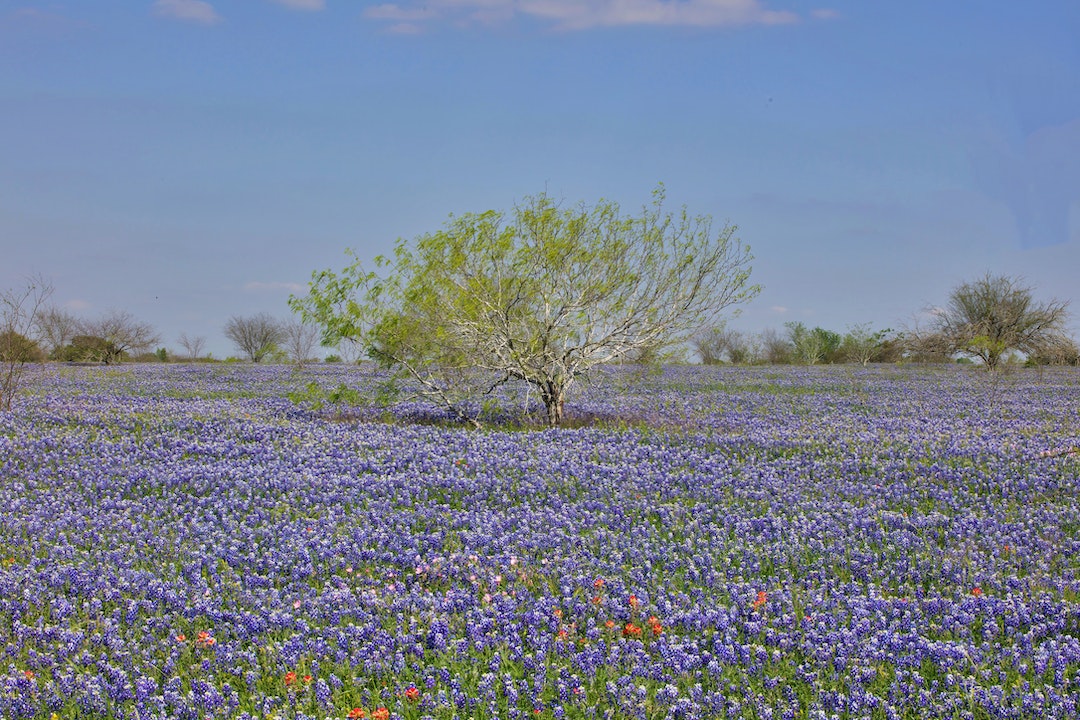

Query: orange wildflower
[347,710,366,719]
[371,708,390,720]
[752,591,767,609]
[404,686,420,702]
[284,671,297,687]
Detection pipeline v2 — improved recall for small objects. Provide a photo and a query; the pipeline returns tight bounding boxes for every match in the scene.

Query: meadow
[1,363,1078,720]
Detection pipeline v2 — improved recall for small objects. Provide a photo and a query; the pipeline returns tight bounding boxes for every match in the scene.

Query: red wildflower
[23,670,34,680]
[628,594,640,609]
[195,631,215,647]
[303,675,313,684]
[752,591,767,609]
[593,577,604,589]
[284,672,297,687]
[591,595,602,605]
[605,620,616,630]
[557,629,569,640]
[347,710,366,719]
[371,708,390,720]
[623,622,643,638]
[972,587,983,597]
[404,685,420,702]
[175,633,186,643]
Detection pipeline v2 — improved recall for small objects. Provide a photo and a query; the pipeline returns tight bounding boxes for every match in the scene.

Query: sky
[2,0,1079,359]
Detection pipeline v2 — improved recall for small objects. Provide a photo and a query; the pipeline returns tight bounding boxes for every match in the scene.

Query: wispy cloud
[269,0,326,10]
[153,0,223,25]
[1,7,93,33]
[244,281,306,293]
[364,0,801,32]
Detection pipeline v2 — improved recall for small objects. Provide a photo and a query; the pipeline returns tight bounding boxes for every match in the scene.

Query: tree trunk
[541,382,566,428]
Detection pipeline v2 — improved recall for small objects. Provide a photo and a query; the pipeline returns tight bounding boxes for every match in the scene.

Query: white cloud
[386,22,428,35]
[770,305,788,314]
[365,0,799,32]
[244,281,306,293]
[153,0,223,25]
[365,4,440,21]
[810,8,840,20]
[270,0,326,10]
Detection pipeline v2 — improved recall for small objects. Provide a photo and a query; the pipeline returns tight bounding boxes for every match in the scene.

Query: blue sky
[3,0,1078,358]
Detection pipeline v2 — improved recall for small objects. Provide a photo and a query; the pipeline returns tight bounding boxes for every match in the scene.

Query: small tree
[2,276,52,411]
[54,335,118,363]
[917,273,1070,370]
[224,313,284,363]
[692,326,726,365]
[786,322,842,365]
[293,186,759,427]
[840,323,893,366]
[177,332,207,361]
[282,319,320,366]
[693,325,750,365]
[77,311,160,364]
[759,328,793,364]
[36,305,80,358]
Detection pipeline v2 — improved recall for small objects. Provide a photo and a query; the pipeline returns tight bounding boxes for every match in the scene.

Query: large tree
[918,273,1070,369]
[77,310,160,364]
[292,186,759,427]
[224,313,284,363]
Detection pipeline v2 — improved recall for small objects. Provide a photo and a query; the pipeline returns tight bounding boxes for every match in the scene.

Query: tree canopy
[917,273,1070,369]
[74,311,160,365]
[224,313,285,363]
[292,186,759,427]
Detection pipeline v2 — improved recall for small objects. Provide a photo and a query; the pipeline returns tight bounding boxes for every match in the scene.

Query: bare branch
[2,275,53,410]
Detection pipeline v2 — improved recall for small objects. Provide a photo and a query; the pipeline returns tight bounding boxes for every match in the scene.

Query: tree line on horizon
[4,189,1077,419]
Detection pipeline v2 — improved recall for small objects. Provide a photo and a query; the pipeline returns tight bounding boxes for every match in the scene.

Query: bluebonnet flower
[3,363,1079,718]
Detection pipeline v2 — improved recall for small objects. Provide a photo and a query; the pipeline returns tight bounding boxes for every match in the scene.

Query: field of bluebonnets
[1,362,1079,720]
